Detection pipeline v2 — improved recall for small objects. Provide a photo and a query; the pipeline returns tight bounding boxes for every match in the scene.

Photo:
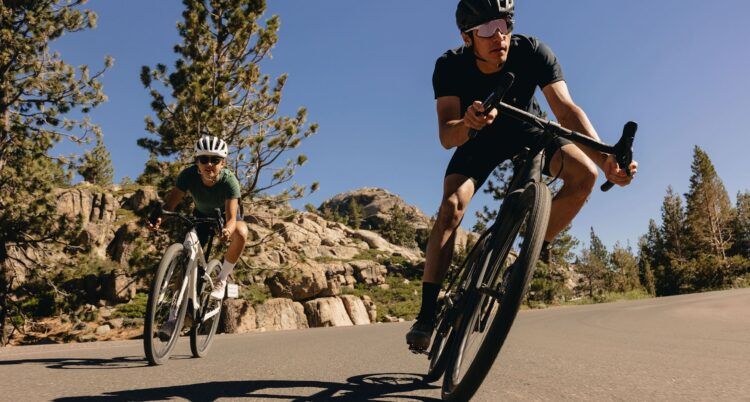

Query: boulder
[106,318,124,329]
[265,263,331,301]
[361,295,378,323]
[95,325,111,336]
[220,299,257,334]
[255,298,309,331]
[340,295,370,325]
[352,230,423,263]
[304,297,353,327]
[101,269,137,304]
[107,222,152,266]
[348,260,388,285]
[56,187,119,257]
[126,186,159,212]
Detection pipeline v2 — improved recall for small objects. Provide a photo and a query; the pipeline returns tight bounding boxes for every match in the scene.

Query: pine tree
[380,206,417,248]
[138,0,318,205]
[610,242,641,292]
[638,220,662,295]
[347,198,363,230]
[576,228,609,298]
[660,186,687,263]
[684,146,734,261]
[76,137,114,186]
[0,1,110,345]
[732,191,750,258]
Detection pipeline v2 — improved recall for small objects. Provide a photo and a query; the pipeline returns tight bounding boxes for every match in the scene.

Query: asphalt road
[2,288,750,401]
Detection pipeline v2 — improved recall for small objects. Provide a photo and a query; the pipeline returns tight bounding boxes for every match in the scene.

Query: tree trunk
[0,239,9,346]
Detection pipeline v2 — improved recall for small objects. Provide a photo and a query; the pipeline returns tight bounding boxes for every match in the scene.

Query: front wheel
[144,243,190,366]
[442,182,551,401]
[190,259,223,358]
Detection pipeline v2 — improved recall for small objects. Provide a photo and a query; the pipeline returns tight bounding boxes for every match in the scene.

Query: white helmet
[195,135,228,158]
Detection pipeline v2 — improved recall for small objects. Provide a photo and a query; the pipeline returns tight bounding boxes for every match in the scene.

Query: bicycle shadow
[0,355,189,370]
[52,373,441,401]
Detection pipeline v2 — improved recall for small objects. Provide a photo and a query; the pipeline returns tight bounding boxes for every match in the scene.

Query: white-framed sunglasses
[467,17,514,38]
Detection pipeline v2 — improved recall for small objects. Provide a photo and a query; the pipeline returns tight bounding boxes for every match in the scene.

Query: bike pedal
[409,346,428,355]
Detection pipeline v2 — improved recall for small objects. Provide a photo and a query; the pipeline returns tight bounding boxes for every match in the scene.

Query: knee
[569,164,598,201]
[437,194,465,230]
[233,222,249,244]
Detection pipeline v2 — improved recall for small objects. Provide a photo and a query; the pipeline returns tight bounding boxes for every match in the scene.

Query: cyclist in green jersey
[406,0,639,351]
[148,136,248,301]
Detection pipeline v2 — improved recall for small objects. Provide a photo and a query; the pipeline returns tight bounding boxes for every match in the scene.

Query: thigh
[443,174,476,208]
[445,135,518,189]
[546,143,597,181]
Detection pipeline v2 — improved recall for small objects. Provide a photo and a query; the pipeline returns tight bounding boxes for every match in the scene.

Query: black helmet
[456,0,515,32]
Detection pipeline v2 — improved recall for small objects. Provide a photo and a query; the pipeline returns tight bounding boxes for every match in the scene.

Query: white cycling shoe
[210,279,227,300]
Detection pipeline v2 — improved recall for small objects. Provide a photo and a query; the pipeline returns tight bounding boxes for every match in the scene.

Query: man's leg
[211,221,249,298]
[407,174,475,350]
[545,144,598,242]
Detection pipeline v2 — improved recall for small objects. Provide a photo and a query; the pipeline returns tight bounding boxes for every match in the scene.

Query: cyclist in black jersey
[406,0,639,350]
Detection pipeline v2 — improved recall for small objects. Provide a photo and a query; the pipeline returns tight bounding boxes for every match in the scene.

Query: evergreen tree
[76,137,113,186]
[732,191,750,258]
[576,250,606,298]
[638,220,662,295]
[660,186,687,263]
[380,206,417,248]
[684,146,734,261]
[0,1,110,345]
[347,198,363,230]
[138,0,318,204]
[589,227,610,271]
[610,242,641,292]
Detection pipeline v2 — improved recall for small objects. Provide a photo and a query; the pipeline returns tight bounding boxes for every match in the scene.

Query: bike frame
[160,209,223,322]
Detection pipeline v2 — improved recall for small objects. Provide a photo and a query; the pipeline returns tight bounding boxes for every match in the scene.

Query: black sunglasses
[198,156,223,165]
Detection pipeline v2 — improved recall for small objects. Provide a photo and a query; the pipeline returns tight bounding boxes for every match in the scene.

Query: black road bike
[423,73,637,401]
[143,208,226,365]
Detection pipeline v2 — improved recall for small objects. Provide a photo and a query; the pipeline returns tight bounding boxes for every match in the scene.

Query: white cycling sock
[217,260,236,282]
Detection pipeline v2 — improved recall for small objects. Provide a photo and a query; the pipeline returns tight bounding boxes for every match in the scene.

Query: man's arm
[163,188,185,211]
[437,96,498,149]
[222,198,239,239]
[542,80,636,186]
[147,188,185,231]
[542,81,607,167]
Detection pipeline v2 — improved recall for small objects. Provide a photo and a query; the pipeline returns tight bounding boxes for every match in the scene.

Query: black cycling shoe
[406,317,435,353]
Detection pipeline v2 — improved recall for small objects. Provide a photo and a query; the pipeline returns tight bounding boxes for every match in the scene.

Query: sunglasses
[198,156,224,165]
[468,18,514,38]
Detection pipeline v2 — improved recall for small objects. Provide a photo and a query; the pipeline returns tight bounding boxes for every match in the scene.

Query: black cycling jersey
[433,34,570,187]
[433,34,564,129]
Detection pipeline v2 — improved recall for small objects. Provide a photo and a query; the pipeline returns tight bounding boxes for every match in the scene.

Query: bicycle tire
[144,243,190,366]
[424,231,491,383]
[190,258,223,358]
[442,182,551,401]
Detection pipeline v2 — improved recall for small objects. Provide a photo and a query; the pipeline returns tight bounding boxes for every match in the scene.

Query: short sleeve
[432,54,461,99]
[224,170,241,200]
[532,38,564,88]
[175,167,191,192]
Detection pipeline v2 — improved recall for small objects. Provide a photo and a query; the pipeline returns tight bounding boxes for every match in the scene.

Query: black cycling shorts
[445,124,573,188]
[193,208,243,247]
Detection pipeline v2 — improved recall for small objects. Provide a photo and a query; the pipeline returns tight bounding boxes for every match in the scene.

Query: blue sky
[51,1,750,250]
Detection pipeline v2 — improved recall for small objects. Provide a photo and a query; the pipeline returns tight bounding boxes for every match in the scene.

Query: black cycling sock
[417,282,441,322]
[540,240,552,264]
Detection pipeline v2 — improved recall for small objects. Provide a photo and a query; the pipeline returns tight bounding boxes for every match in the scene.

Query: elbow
[438,131,455,150]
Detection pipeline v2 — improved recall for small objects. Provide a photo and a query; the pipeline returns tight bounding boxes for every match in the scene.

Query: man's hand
[146,217,162,232]
[220,228,231,242]
[603,155,638,187]
[463,101,498,131]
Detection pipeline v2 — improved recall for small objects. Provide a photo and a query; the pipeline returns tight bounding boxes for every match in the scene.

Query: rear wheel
[442,182,551,401]
[144,243,190,366]
[190,259,223,358]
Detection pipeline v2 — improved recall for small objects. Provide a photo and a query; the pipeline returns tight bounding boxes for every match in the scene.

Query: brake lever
[601,121,637,192]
